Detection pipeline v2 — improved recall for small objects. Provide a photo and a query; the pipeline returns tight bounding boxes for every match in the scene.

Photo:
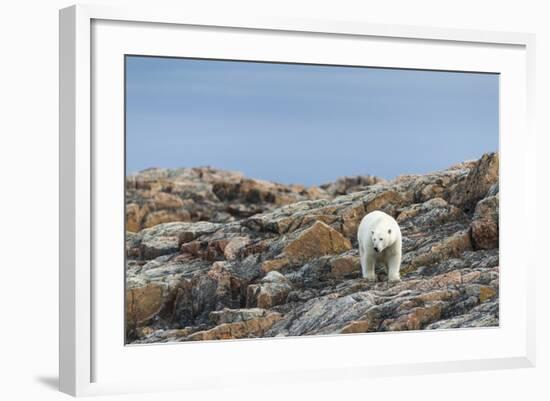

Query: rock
[329,255,360,278]
[180,239,230,261]
[284,221,352,263]
[136,327,195,343]
[397,198,460,224]
[266,292,378,336]
[127,167,332,232]
[341,202,366,239]
[151,192,184,209]
[125,153,499,344]
[244,199,333,234]
[126,231,141,258]
[450,152,499,213]
[405,229,472,272]
[213,178,304,205]
[126,283,167,328]
[185,312,282,341]
[209,307,269,325]
[129,221,222,259]
[479,286,497,302]
[261,258,290,273]
[320,175,383,196]
[470,195,499,250]
[192,262,244,319]
[140,235,180,260]
[223,236,251,260]
[340,320,372,334]
[364,189,412,217]
[126,203,144,232]
[381,303,443,331]
[246,271,293,309]
[143,210,191,229]
[425,301,498,329]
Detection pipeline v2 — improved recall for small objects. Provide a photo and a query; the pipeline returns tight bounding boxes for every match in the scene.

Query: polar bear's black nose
[374,247,379,252]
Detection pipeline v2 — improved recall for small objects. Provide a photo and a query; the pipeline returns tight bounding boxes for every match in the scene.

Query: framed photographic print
[59,4,536,397]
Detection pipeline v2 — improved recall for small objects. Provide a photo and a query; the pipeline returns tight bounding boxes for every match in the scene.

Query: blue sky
[126,56,498,186]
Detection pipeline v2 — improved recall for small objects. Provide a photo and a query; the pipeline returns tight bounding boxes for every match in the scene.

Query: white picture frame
[59,4,536,397]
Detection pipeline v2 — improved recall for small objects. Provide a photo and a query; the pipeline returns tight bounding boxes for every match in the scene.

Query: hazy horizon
[126,56,498,186]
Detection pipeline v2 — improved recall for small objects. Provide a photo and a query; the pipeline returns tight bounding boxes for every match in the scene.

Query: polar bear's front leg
[365,255,376,282]
[359,245,376,281]
[387,252,401,283]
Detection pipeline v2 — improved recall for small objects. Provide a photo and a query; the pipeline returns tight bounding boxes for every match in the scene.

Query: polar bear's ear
[388,229,392,234]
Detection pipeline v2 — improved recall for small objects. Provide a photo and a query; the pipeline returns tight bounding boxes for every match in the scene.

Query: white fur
[357,210,402,282]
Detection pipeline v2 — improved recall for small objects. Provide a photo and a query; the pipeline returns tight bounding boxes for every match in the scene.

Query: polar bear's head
[371,228,393,253]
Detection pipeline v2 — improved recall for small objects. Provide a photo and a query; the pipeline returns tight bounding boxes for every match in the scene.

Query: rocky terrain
[126,166,382,232]
[125,153,499,344]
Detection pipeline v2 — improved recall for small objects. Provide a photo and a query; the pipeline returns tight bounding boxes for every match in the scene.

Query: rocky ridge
[126,166,383,231]
[125,153,499,343]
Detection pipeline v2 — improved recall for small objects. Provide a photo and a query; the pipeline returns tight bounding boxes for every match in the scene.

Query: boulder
[126,203,144,232]
[126,283,167,327]
[284,221,352,263]
[329,255,361,278]
[341,202,366,239]
[246,271,293,309]
[450,152,499,213]
[470,195,499,250]
[132,221,222,259]
[364,189,413,217]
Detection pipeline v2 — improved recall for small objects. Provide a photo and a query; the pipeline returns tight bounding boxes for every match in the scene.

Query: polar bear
[357,210,402,282]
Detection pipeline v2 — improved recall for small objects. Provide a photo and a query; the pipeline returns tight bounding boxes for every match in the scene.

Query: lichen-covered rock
[380,303,443,331]
[364,189,413,217]
[126,282,169,340]
[261,258,290,273]
[329,254,361,278]
[184,312,282,341]
[209,307,270,325]
[341,202,367,239]
[126,167,335,232]
[449,152,499,213]
[128,221,221,259]
[126,203,145,232]
[246,271,293,309]
[320,175,383,196]
[284,221,352,263]
[425,301,498,329]
[143,209,191,229]
[223,236,251,260]
[125,153,499,344]
[175,262,246,325]
[404,229,473,272]
[470,194,499,250]
[266,292,378,336]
